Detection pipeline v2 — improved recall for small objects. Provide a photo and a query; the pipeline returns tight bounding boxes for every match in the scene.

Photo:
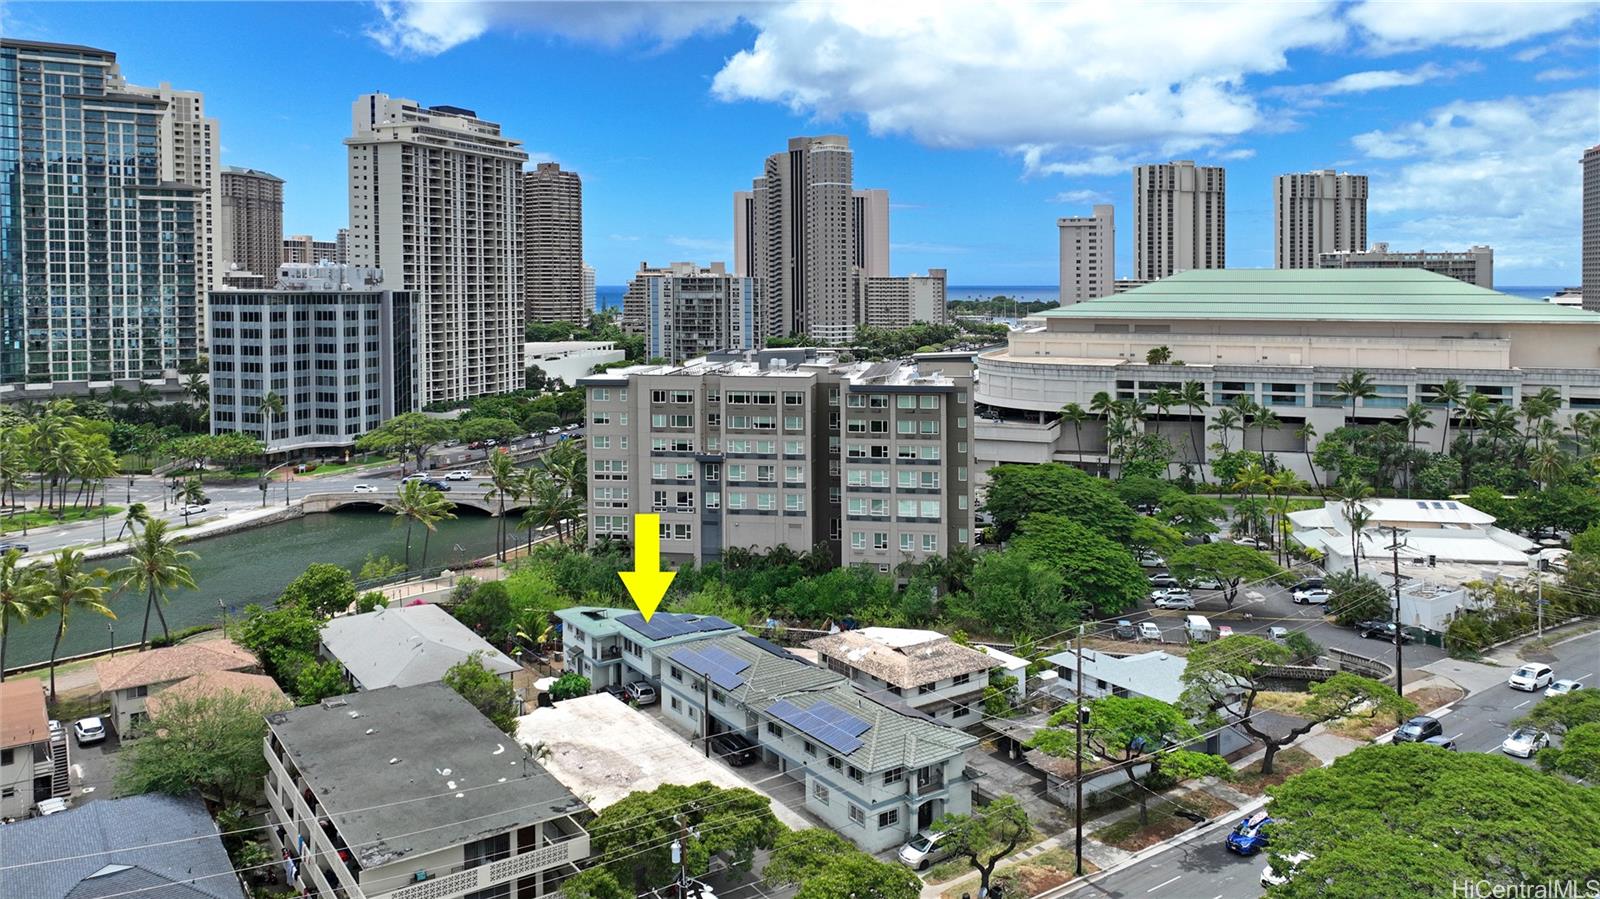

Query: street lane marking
[1147,875,1182,892]
[1448,732,1463,740]
[1514,700,1531,709]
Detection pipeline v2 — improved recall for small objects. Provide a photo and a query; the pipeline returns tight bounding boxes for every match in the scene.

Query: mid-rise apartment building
[580,349,975,569]
[523,162,584,325]
[1,39,201,394]
[208,264,416,451]
[264,684,590,899]
[219,166,284,281]
[620,262,764,363]
[1133,160,1225,281]
[282,233,340,265]
[1583,145,1599,311]
[336,227,351,265]
[1058,205,1115,304]
[346,93,527,406]
[1318,242,1493,288]
[857,269,948,328]
[1275,170,1367,269]
[581,262,596,314]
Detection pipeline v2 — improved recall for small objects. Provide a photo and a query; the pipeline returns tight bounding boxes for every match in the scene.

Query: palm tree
[1148,387,1178,477]
[1209,407,1240,454]
[545,440,587,502]
[1529,445,1567,490]
[111,518,197,650]
[1429,379,1466,453]
[1231,461,1271,539]
[0,429,24,520]
[28,411,70,513]
[524,470,583,544]
[1483,403,1519,453]
[1252,406,1281,455]
[1400,402,1435,496]
[258,391,285,453]
[1294,420,1322,494]
[1333,370,1378,430]
[1266,471,1309,565]
[176,478,207,526]
[383,481,455,570]
[1145,345,1173,365]
[1336,478,1375,578]
[183,372,209,410]
[0,548,48,682]
[1179,381,1210,471]
[115,502,150,542]
[1459,392,1490,451]
[484,452,518,561]
[1058,403,1088,469]
[41,549,113,698]
[75,442,118,511]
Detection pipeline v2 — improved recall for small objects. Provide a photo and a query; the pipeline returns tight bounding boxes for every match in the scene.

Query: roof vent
[321,697,349,710]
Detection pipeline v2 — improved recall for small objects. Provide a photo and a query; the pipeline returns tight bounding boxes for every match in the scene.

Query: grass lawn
[2,504,124,535]
[298,457,394,477]
[1229,747,1321,796]
[1090,789,1238,852]
[925,828,1043,884]
[939,849,1100,899]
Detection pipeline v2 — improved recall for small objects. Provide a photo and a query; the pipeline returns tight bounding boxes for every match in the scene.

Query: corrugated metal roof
[1037,269,1600,324]
[320,604,519,689]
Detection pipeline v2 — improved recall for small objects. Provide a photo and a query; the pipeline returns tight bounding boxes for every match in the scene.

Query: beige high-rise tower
[1275,170,1367,269]
[523,162,585,324]
[219,167,283,281]
[852,188,890,278]
[1058,205,1115,304]
[1583,145,1599,312]
[346,93,527,406]
[1134,161,1226,281]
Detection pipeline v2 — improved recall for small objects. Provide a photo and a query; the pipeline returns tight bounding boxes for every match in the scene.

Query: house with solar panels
[552,607,743,692]
[656,631,981,852]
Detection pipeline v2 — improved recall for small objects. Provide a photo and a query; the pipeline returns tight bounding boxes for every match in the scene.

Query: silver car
[898,830,952,870]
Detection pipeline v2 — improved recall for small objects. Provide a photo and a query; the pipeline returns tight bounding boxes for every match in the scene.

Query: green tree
[354,411,453,471]
[1058,402,1089,468]
[1261,744,1600,899]
[1518,689,1600,736]
[176,477,207,526]
[110,517,197,650]
[1333,369,1378,429]
[944,551,1072,638]
[0,548,48,681]
[549,671,591,702]
[1537,722,1600,781]
[1011,513,1148,614]
[277,562,357,618]
[449,578,515,644]
[763,829,920,899]
[1158,493,1225,541]
[257,391,285,449]
[116,687,286,804]
[484,450,519,562]
[1115,475,1170,510]
[293,659,348,706]
[456,417,523,445]
[41,549,113,698]
[442,652,519,735]
[559,869,630,899]
[583,782,783,890]
[982,463,1137,542]
[235,603,322,683]
[930,795,1031,894]
[1182,637,1413,774]
[1168,542,1280,607]
[1429,378,1467,454]
[1325,571,1391,626]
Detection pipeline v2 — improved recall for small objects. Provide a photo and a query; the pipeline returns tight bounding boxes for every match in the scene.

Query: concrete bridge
[298,491,532,516]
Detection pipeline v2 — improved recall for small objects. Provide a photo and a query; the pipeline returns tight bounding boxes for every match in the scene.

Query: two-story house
[94,639,260,737]
[264,684,591,899]
[657,632,980,853]
[0,679,68,820]
[1042,647,1188,704]
[806,627,999,728]
[553,607,741,692]
[319,604,520,691]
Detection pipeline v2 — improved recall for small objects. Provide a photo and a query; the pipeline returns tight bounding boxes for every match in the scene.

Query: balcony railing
[388,830,590,899]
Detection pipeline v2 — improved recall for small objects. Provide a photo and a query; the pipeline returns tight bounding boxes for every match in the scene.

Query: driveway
[70,727,123,805]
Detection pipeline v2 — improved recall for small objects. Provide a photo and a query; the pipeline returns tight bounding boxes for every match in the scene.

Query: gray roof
[556,606,742,647]
[319,604,519,689]
[266,684,587,871]
[1042,647,1188,704]
[0,794,244,899]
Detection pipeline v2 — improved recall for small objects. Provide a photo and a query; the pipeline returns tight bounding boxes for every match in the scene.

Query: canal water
[5,510,503,670]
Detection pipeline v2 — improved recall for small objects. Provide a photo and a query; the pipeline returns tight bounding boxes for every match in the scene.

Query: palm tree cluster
[1,399,123,528]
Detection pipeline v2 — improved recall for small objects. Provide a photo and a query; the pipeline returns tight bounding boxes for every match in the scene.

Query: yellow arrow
[619,513,676,621]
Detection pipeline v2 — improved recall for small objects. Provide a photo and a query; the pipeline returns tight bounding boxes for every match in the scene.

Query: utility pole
[671,815,691,897]
[701,670,712,758]
[1382,526,1407,697]
[1073,622,1085,877]
[1536,568,1544,637]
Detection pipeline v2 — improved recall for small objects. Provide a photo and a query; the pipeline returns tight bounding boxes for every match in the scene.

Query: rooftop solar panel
[767,698,866,755]
[669,646,751,691]
[618,612,737,642]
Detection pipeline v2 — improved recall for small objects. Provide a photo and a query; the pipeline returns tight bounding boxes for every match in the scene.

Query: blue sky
[7,1,1597,287]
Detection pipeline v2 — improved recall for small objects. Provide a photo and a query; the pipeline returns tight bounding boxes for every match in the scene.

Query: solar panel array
[670,646,752,690]
[766,699,871,755]
[618,612,736,642]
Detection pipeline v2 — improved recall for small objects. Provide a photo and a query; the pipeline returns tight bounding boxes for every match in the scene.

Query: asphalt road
[1062,629,1600,899]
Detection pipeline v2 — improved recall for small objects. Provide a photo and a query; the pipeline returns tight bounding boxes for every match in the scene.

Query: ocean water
[1496,286,1565,301]
[596,285,625,312]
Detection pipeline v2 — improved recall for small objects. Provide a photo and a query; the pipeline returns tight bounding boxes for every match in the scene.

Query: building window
[883,767,905,785]
[848,804,866,826]
[669,666,683,682]
[464,832,511,869]
[670,696,683,712]
[879,810,900,829]
[803,740,817,756]
[812,782,829,804]
[767,722,784,738]
[918,683,936,695]
[847,765,864,783]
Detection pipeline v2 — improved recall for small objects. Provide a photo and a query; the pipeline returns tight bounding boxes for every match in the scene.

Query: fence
[1328,646,1394,682]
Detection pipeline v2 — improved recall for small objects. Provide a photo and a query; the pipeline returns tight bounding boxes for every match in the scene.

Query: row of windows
[846,498,942,518]
[849,531,940,553]
[846,394,941,410]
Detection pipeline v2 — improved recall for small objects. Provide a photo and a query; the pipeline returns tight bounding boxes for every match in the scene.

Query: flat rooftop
[267,684,586,870]
[1036,269,1600,325]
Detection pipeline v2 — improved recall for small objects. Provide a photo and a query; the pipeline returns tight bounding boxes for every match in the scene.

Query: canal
[5,509,504,671]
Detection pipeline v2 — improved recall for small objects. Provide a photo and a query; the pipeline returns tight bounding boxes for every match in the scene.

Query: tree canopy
[763,829,920,899]
[442,652,518,735]
[550,672,590,702]
[117,687,289,804]
[1168,542,1281,606]
[1158,493,1225,540]
[1325,571,1392,626]
[581,782,782,892]
[276,562,356,618]
[983,463,1137,542]
[353,412,452,467]
[931,795,1032,893]
[1010,513,1147,614]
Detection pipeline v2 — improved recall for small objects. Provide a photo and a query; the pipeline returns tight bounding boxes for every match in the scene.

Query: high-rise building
[1318,243,1493,288]
[621,262,763,363]
[858,269,947,329]
[209,264,415,451]
[120,80,221,305]
[335,227,351,265]
[1058,205,1115,304]
[1583,145,1599,312]
[580,349,974,569]
[1133,161,1226,281]
[282,234,339,264]
[582,262,596,314]
[1,39,201,393]
[345,93,527,406]
[522,162,584,325]
[218,167,283,283]
[736,136,896,344]
[1274,170,1367,269]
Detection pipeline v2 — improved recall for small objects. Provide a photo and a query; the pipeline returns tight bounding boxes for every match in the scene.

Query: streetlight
[126,475,134,505]
[259,477,269,508]
[218,598,228,638]
[100,498,107,545]
[107,621,115,652]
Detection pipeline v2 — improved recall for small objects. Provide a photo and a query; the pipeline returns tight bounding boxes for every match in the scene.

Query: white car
[1292,588,1332,605]
[350,483,379,493]
[1138,621,1164,641]
[1500,727,1550,758]
[1546,679,1584,698]
[1138,552,1166,568]
[565,423,580,430]
[35,797,71,816]
[1190,576,1223,590]
[178,504,208,516]
[546,426,563,435]
[1233,536,1268,549]
[400,473,428,483]
[1508,663,1554,692]
[444,469,474,481]
[73,717,106,746]
[1261,851,1313,887]
[1217,625,1235,639]
[897,830,952,870]
[1153,590,1196,610]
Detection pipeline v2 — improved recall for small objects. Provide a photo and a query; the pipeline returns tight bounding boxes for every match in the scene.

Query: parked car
[1421,735,1459,751]
[1137,552,1166,568]
[350,483,379,493]
[1153,590,1196,610]
[898,830,954,870]
[1225,811,1273,855]
[1392,715,1443,744]
[1189,575,1223,590]
[1268,626,1289,641]
[546,426,564,435]
[1358,621,1413,643]
[445,469,474,481]
[1261,851,1313,887]
[1147,574,1181,590]
[1546,679,1584,698]
[0,542,29,554]
[565,423,581,431]
[1216,625,1235,639]
[1233,536,1268,550]
[1501,727,1551,758]
[709,731,761,767]
[1138,621,1163,641]
[73,717,106,746]
[601,683,627,701]
[48,719,62,738]
[1113,620,1137,640]
[624,681,658,705]
[1291,588,1332,605]
[1289,577,1326,593]
[1508,663,1555,692]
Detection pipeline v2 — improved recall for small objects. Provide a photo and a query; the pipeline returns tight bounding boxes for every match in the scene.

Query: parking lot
[68,724,123,806]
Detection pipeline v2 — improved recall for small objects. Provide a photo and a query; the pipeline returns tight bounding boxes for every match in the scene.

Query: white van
[1185,615,1213,642]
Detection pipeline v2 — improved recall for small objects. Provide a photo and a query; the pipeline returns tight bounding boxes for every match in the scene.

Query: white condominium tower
[523,161,585,325]
[345,93,528,406]
[1058,204,1115,304]
[119,80,221,301]
[1274,170,1367,269]
[1133,160,1225,281]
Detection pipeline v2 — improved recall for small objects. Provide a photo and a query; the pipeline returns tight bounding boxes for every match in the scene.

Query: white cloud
[1217,148,1256,161]
[1535,67,1590,82]
[1352,89,1597,276]
[1051,189,1110,205]
[1321,63,1447,94]
[664,236,730,255]
[366,0,744,56]
[1348,0,1597,53]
